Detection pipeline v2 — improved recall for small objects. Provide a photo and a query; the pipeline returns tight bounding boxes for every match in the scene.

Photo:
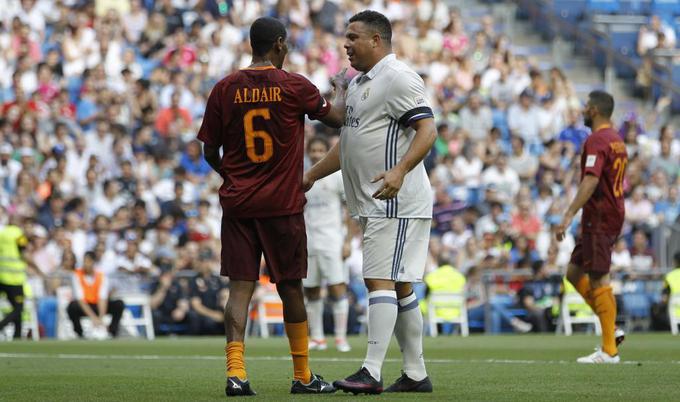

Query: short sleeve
[582,139,607,178]
[197,85,224,147]
[385,71,434,126]
[294,74,331,120]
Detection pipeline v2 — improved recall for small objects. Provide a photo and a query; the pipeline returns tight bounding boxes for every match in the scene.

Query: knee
[110,300,125,314]
[276,280,303,299]
[304,287,321,301]
[67,302,78,316]
[364,279,394,293]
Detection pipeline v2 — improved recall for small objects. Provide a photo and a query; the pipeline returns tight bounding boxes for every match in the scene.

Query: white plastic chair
[427,292,469,337]
[119,293,155,340]
[247,291,284,338]
[556,292,601,336]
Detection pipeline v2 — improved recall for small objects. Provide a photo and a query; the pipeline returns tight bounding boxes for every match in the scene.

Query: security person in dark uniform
[189,249,228,335]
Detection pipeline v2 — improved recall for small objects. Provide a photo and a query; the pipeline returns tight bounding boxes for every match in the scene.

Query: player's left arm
[372,117,436,200]
[555,174,599,241]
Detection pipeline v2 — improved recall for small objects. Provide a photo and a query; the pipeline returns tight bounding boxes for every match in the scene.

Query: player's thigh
[396,219,430,283]
[221,217,261,281]
[303,254,322,288]
[317,250,346,286]
[256,213,307,283]
[362,217,429,281]
[584,233,618,275]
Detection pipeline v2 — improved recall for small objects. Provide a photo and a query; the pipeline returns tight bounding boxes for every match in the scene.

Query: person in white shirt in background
[303,136,352,353]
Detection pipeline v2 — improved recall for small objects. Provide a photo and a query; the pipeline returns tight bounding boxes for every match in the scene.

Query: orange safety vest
[75,269,103,304]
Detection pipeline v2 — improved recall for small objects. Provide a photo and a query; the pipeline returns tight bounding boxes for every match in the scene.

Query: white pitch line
[0,353,678,365]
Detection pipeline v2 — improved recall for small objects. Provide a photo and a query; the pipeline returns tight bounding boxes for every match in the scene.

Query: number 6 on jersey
[244,108,273,163]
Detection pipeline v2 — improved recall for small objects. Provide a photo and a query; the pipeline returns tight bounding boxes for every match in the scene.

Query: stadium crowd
[0,0,679,338]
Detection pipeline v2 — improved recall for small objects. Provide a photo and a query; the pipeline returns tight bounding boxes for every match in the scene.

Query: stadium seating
[426,292,469,337]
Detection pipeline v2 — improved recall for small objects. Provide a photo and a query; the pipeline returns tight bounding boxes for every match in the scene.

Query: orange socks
[226,341,247,380]
[574,275,595,309]
[284,321,312,383]
[592,286,618,357]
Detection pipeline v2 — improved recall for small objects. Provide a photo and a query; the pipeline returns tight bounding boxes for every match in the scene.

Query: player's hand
[555,215,573,242]
[371,166,406,200]
[342,239,352,260]
[93,317,104,327]
[330,68,349,91]
[171,308,186,322]
[302,172,315,192]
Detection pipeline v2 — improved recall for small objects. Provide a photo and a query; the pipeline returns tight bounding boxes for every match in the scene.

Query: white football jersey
[339,54,434,219]
[304,171,344,253]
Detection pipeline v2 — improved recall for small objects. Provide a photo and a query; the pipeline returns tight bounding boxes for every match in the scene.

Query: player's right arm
[556,174,599,241]
[303,141,341,192]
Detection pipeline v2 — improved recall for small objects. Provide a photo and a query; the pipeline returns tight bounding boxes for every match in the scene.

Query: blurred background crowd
[0,0,679,338]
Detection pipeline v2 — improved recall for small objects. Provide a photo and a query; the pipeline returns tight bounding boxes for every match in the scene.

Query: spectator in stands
[629,230,656,272]
[637,15,676,56]
[481,153,520,203]
[518,260,560,332]
[611,237,632,274]
[150,269,192,335]
[189,249,227,335]
[625,187,655,229]
[508,136,538,182]
[441,215,473,256]
[67,251,125,339]
[459,92,493,141]
[508,89,541,145]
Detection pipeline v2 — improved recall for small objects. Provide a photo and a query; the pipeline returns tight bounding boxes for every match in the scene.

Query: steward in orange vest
[66,251,125,338]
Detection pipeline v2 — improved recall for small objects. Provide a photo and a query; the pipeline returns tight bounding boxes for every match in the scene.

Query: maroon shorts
[569,232,618,274]
[220,213,307,283]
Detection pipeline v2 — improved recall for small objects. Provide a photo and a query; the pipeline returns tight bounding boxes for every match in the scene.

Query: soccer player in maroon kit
[197,17,347,396]
[556,90,627,363]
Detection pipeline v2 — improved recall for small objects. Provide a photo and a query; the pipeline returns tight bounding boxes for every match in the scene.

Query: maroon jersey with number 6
[197,66,330,218]
[579,127,627,234]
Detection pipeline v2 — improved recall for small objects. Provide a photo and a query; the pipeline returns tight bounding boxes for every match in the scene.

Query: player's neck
[249,58,274,68]
[592,120,612,132]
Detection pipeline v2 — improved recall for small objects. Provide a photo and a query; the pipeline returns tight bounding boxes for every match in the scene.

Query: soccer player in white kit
[303,10,437,394]
[303,136,352,353]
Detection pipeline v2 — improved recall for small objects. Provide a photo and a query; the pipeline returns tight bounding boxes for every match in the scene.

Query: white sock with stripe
[306,298,324,341]
[394,292,427,381]
[362,290,398,381]
[332,296,349,340]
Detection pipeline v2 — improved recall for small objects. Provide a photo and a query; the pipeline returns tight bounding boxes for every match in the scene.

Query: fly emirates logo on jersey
[344,105,360,128]
[233,87,282,104]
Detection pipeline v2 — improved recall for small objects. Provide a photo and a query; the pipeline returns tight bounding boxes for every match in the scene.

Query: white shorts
[303,250,347,288]
[360,217,431,282]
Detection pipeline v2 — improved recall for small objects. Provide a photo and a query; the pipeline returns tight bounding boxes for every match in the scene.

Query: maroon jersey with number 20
[197,66,330,218]
[580,127,628,234]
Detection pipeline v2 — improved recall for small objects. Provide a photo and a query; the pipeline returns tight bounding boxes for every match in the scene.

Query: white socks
[332,296,349,340]
[394,292,427,381]
[362,290,398,381]
[306,298,324,340]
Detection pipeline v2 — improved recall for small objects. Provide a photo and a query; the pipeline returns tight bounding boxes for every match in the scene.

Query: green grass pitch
[1,334,679,401]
